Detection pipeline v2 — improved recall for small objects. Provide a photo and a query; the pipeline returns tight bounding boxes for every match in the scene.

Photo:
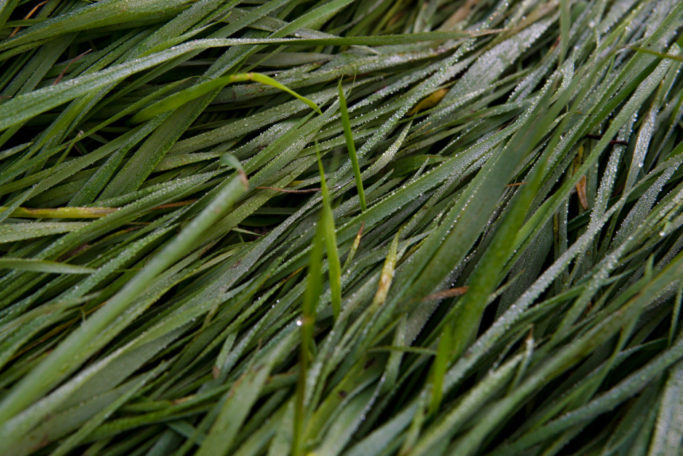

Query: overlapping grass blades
[0,1,681,455]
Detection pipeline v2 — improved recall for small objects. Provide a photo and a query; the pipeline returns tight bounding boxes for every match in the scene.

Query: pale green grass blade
[132,72,321,123]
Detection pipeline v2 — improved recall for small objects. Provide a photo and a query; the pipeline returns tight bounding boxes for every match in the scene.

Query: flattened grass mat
[0,1,681,455]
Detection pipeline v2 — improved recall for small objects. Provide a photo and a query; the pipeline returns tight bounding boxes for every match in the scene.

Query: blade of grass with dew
[316,144,342,320]
[0,1,681,455]
[0,258,93,274]
[338,79,366,212]
[294,211,325,456]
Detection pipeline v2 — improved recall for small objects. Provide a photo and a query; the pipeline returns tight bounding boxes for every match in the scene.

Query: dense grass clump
[0,1,682,455]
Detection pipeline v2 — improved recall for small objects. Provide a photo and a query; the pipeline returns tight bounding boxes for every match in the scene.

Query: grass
[0,1,681,455]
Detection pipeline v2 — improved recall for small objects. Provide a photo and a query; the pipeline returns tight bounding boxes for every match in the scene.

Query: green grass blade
[338,79,366,212]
